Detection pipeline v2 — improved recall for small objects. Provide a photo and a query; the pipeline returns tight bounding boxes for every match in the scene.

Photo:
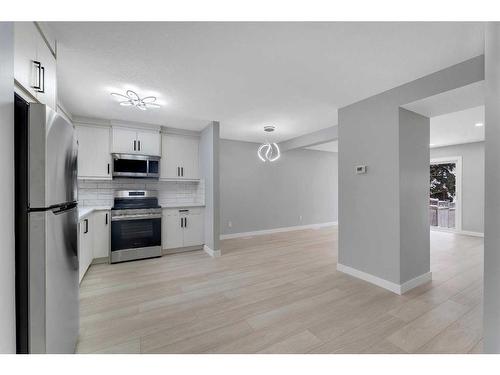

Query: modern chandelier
[111,90,161,111]
[257,125,281,162]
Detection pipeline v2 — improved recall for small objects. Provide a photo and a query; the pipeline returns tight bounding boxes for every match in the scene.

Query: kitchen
[12,22,219,353]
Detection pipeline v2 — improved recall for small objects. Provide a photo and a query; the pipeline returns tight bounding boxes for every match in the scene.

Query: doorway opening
[429,156,462,231]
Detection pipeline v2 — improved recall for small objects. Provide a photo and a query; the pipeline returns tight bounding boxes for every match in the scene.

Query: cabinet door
[137,130,160,156]
[161,134,183,179]
[14,22,39,98]
[93,211,110,259]
[112,127,138,154]
[163,210,183,249]
[183,211,204,247]
[77,125,112,180]
[180,137,199,179]
[79,218,93,283]
[35,34,57,110]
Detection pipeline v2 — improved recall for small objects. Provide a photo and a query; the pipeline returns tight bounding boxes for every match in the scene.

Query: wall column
[483,22,500,353]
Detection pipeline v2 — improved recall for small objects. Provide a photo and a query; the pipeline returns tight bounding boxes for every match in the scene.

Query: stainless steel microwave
[112,153,160,179]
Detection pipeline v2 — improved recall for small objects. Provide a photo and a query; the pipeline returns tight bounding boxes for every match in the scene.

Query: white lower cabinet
[78,209,111,283]
[163,208,204,250]
[93,210,111,259]
[78,216,93,284]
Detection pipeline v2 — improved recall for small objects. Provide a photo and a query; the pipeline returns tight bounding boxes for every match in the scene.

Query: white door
[161,134,183,179]
[35,33,57,110]
[163,210,184,249]
[136,130,160,156]
[93,211,110,259]
[112,127,138,154]
[183,211,204,247]
[77,125,112,179]
[14,22,39,98]
[179,137,199,179]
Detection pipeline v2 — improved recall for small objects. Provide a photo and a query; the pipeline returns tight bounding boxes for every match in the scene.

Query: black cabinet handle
[180,217,183,228]
[107,163,110,175]
[134,140,136,151]
[105,213,108,225]
[177,167,180,177]
[84,219,89,234]
[138,140,141,151]
[181,167,184,177]
[184,217,187,227]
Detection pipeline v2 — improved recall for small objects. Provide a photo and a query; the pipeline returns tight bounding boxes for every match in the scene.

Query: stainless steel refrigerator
[15,94,79,354]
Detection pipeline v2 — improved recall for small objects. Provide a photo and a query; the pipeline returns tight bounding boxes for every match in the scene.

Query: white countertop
[78,204,205,221]
[78,206,111,221]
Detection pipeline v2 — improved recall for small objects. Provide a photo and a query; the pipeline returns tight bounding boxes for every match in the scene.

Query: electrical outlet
[228,221,232,228]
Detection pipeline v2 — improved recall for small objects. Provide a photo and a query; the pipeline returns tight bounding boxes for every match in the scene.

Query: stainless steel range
[111,190,162,263]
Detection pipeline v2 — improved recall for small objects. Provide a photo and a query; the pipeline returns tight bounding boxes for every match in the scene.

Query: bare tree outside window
[430,163,456,202]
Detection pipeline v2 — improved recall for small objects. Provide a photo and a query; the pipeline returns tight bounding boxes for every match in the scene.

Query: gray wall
[199,121,220,253]
[339,56,482,286]
[0,22,16,353]
[484,22,500,353]
[430,141,485,234]
[220,139,338,235]
[399,108,430,283]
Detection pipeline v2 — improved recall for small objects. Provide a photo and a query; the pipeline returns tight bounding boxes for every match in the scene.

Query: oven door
[111,214,162,252]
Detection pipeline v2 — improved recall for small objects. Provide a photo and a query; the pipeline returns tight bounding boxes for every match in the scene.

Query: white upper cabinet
[112,127,160,156]
[161,133,199,180]
[14,22,38,98]
[112,127,138,154]
[136,130,161,156]
[76,125,112,180]
[14,22,57,109]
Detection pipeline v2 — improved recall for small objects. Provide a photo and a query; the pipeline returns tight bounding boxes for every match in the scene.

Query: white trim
[220,222,338,240]
[429,139,484,149]
[430,156,463,232]
[400,272,433,294]
[430,226,484,238]
[337,263,432,295]
[203,245,221,257]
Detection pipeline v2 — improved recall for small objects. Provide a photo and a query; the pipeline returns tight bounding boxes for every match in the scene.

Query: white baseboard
[459,230,484,238]
[430,227,484,238]
[337,263,432,295]
[204,245,221,257]
[220,221,338,240]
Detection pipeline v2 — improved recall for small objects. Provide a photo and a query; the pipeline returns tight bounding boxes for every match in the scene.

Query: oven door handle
[111,214,162,221]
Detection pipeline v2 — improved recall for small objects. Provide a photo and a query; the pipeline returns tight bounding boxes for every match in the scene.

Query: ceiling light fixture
[475,122,484,127]
[257,126,280,162]
[111,90,160,111]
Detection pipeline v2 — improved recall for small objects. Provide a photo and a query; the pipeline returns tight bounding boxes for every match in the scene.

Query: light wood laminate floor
[77,227,483,354]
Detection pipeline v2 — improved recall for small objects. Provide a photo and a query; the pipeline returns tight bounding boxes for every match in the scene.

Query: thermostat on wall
[355,165,367,174]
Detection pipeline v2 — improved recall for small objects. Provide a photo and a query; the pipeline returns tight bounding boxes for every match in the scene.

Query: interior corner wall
[0,22,16,353]
[338,97,401,284]
[199,121,220,253]
[219,139,338,236]
[399,108,430,284]
[430,141,485,234]
[338,56,483,290]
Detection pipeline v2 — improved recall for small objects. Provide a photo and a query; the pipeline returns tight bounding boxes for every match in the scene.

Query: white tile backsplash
[78,179,205,207]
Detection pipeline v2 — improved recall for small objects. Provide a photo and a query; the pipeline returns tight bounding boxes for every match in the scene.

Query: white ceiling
[49,22,485,143]
[429,105,484,148]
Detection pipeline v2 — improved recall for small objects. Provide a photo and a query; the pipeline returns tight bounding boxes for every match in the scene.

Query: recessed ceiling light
[111,90,161,110]
[475,122,484,127]
[429,143,435,147]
